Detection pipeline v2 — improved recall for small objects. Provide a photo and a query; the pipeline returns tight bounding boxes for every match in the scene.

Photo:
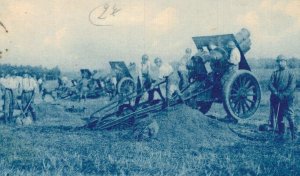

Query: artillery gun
[85,29,261,130]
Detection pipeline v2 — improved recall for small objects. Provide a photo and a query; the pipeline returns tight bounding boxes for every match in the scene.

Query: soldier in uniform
[178,48,192,90]
[78,70,90,102]
[2,71,21,124]
[21,72,38,121]
[268,55,296,140]
[227,40,241,72]
[134,54,152,106]
[150,57,173,102]
[139,54,152,90]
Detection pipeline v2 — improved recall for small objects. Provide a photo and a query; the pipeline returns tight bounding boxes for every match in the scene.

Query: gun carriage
[86,30,261,129]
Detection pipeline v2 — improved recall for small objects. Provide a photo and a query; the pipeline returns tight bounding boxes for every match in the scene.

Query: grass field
[0,68,299,175]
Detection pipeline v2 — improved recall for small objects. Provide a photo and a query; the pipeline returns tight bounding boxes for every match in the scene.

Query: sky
[0,0,299,71]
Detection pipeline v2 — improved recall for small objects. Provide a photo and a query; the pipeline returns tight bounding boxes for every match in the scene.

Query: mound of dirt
[150,104,239,148]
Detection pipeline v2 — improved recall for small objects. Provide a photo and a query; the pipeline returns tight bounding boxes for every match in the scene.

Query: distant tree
[288,57,300,69]
[0,64,61,80]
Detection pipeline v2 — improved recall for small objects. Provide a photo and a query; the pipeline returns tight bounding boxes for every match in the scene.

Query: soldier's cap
[142,54,149,60]
[227,41,236,49]
[154,57,162,63]
[276,55,288,62]
[185,48,192,54]
[11,70,18,75]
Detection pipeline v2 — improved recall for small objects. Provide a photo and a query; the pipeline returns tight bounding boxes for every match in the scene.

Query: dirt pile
[151,104,239,148]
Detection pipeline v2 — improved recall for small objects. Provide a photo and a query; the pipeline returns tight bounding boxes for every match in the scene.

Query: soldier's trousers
[21,91,36,121]
[178,71,188,91]
[4,89,15,123]
[269,95,295,135]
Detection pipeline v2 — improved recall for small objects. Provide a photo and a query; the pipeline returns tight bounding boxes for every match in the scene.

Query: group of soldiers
[0,40,296,141]
[0,70,38,124]
[135,40,297,141]
[134,40,240,105]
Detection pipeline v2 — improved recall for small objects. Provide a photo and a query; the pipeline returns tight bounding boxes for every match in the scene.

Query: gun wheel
[223,70,261,120]
[118,77,135,96]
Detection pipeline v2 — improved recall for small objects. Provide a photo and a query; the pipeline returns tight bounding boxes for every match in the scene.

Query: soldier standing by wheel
[21,72,38,121]
[221,41,241,85]
[268,55,296,140]
[227,40,241,72]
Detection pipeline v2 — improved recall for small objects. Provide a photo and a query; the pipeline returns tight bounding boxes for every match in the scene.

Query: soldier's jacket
[268,68,296,99]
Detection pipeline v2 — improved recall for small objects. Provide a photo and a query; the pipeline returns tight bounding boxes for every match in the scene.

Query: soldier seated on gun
[268,55,296,141]
[21,71,38,121]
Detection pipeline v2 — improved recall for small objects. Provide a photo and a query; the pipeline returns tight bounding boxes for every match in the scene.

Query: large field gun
[85,29,261,130]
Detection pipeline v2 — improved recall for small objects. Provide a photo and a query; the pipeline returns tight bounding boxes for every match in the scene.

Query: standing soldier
[21,72,38,121]
[78,70,90,102]
[269,55,296,140]
[135,54,152,106]
[151,57,174,101]
[139,54,152,90]
[178,48,192,90]
[37,76,44,94]
[2,71,21,124]
[226,40,241,72]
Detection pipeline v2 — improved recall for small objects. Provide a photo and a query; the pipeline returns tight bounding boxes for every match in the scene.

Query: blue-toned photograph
[0,0,299,175]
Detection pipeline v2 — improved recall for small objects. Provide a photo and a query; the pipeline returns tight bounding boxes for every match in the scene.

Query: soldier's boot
[3,115,8,124]
[276,122,285,141]
[269,118,274,131]
[8,112,13,124]
[31,111,37,122]
[290,124,297,140]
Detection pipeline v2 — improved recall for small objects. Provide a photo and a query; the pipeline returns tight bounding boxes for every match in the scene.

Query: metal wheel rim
[227,72,260,119]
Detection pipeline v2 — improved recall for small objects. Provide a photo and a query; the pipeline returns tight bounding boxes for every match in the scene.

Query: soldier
[139,54,152,90]
[37,75,44,94]
[135,54,152,106]
[21,72,38,121]
[227,40,241,72]
[78,71,90,102]
[2,71,21,124]
[0,73,5,97]
[178,48,192,90]
[207,42,217,52]
[150,57,173,102]
[268,55,296,140]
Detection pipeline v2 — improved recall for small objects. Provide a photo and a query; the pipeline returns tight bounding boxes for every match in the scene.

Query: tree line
[248,57,300,69]
[0,64,61,80]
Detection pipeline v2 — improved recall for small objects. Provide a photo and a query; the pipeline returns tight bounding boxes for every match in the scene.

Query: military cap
[227,40,236,49]
[276,54,288,62]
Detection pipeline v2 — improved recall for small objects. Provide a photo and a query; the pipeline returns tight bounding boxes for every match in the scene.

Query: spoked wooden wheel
[118,77,135,97]
[223,70,261,120]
